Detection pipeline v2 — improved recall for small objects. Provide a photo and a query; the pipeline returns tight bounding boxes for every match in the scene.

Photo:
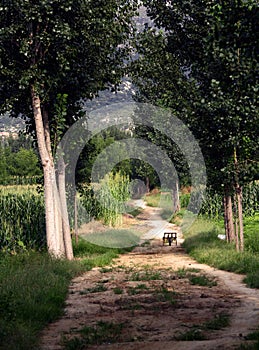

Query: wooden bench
[163,232,177,246]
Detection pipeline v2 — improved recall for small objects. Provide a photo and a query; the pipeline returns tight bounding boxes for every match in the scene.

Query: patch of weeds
[157,285,178,305]
[63,321,125,349]
[176,267,200,279]
[176,313,230,342]
[176,328,206,341]
[245,330,259,341]
[113,287,123,295]
[188,274,217,287]
[142,264,153,270]
[129,269,162,281]
[235,330,259,349]
[99,267,113,273]
[80,283,108,295]
[118,265,135,273]
[129,208,143,217]
[120,302,143,311]
[238,344,259,350]
[127,284,149,295]
[203,313,230,330]
[244,271,259,289]
[140,240,151,247]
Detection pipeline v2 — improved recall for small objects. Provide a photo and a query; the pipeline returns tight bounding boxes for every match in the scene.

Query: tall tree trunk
[234,148,244,252]
[74,193,79,246]
[234,192,240,251]
[223,195,229,242]
[31,86,65,258]
[172,181,180,213]
[57,156,74,260]
[235,186,244,252]
[223,187,235,243]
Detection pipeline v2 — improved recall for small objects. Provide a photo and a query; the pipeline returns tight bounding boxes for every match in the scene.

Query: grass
[129,269,162,281]
[113,287,124,294]
[183,217,259,288]
[62,320,125,349]
[176,267,201,278]
[156,285,178,305]
[176,267,217,287]
[0,237,132,350]
[175,313,230,341]
[188,274,217,287]
[0,251,84,350]
[127,284,149,295]
[80,284,108,295]
[80,228,142,249]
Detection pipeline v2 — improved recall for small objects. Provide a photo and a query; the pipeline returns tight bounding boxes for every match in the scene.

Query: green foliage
[0,144,41,184]
[81,172,131,227]
[0,187,45,252]
[180,193,190,208]
[0,0,139,121]
[135,0,259,190]
[200,183,259,220]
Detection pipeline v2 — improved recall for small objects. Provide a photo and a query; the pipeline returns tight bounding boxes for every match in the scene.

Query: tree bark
[31,86,65,258]
[234,148,244,252]
[223,188,235,244]
[57,155,74,260]
[172,181,180,213]
[74,193,79,245]
[235,185,244,252]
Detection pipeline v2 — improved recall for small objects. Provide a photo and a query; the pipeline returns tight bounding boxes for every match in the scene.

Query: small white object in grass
[218,234,226,240]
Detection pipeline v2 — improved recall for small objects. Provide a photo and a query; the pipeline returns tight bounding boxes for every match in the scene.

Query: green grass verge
[183,218,259,288]
[0,237,132,350]
[80,229,142,249]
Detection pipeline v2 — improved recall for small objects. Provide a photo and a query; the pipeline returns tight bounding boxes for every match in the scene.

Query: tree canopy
[132,0,259,249]
[0,0,139,258]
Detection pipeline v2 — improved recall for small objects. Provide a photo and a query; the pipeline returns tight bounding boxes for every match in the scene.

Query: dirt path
[40,206,259,350]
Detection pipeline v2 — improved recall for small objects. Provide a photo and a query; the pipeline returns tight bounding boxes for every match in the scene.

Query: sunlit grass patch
[183,218,259,288]
[80,229,142,248]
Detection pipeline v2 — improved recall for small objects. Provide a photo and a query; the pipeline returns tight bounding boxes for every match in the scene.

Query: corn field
[0,187,45,253]
[200,182,259,220]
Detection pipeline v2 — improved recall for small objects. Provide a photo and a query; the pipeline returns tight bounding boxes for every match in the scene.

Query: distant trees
[0,135,41,183]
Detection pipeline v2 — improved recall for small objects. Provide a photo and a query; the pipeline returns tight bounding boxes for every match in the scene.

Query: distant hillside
[0,114,25,133]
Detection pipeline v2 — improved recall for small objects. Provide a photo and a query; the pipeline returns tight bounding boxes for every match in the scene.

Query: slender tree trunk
[172,181,180,213]
[145,177,150,193]
[31,86,65,258]
[235,186,244,252]
[57,156,74,260]
[223,187,235,243]
[234,148,244,252]
[74,193,79,245]
[223,195,229,242]
[234,192,240,251]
